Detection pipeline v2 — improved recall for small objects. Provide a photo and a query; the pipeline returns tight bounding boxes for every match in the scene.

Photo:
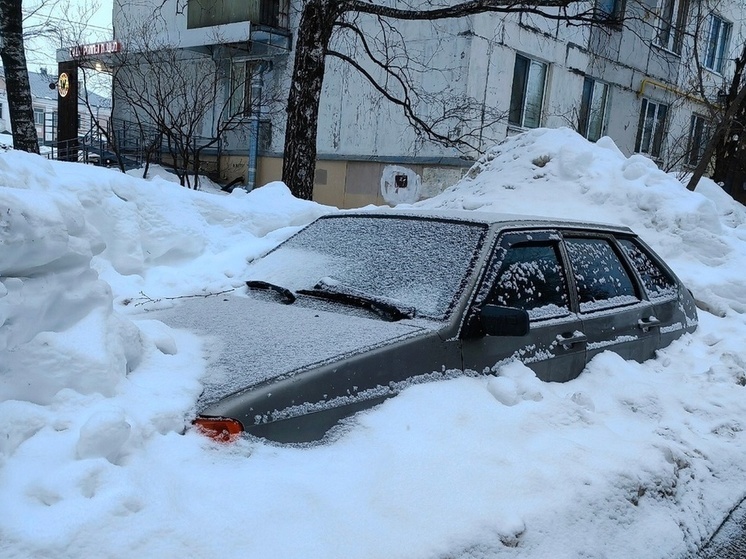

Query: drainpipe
[246,62,270,191]
[246,115,260,191]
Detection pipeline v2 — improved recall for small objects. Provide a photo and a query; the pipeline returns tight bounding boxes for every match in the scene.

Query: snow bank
[0,151,329,555]
[0,160,138,405]
[3,129,746,559]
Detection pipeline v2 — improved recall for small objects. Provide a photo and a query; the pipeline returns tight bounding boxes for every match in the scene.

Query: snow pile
[0,167,139,405]
[1,153,329,304]
[0,152,328,555]
[2,129,746,558]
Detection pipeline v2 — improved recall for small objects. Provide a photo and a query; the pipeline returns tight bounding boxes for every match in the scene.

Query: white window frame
[230,61,257,118]
[33,108,45,126]
[635,98,668,158]
[508,54,548,129]
[578,78,609,142]
[655,0,689,54]
[702,13,731,74]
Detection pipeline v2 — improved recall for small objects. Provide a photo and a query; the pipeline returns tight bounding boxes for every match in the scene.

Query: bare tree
[0,0,39,153]
[710,46,746,194]
[112,40,223,187]
[645,0,746,194]
[282,0,601,200]
[686,43,746,194]
[79,18,281,188]
[74,66,128,172]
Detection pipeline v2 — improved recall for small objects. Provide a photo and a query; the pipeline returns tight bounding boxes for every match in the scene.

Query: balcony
[187,0,289,31]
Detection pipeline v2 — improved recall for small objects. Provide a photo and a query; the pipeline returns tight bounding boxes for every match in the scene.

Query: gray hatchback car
[157,210,698,443]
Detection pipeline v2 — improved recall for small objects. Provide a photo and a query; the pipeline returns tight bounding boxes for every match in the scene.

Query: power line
[24,12,112,33]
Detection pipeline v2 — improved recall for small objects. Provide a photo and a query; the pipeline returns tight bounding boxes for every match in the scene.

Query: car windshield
[247,214,488,319]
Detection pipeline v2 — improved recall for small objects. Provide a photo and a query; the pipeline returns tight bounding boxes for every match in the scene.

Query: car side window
[565,238,638,312]
[618,239,677,300]
[489,243,570,320]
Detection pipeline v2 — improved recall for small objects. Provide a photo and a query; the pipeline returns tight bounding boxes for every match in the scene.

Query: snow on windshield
[247,215,487,318]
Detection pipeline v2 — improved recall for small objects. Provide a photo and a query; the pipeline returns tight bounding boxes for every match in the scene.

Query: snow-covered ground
[2,128,746,558]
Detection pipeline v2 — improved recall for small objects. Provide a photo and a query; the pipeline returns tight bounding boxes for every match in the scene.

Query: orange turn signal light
[193,416,244,443]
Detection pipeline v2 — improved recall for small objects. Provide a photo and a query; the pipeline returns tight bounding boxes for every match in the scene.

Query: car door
[561,233,660,365]
[616,236,692,348]
[461,230,587,383]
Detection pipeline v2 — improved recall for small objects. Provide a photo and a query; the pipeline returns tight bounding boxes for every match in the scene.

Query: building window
[188,0,258,29]
[230,61,258,117]
[635,98,668,158]
[595,0,625,21]
[578,78,609,142]
[509,54,547,129]
[686,114,711,166]
[33,108,45,126]
[702,14,731,73]
[655,0,689,54]
[51,111,58,141]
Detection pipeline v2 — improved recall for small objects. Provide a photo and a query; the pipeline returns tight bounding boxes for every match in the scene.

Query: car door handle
[638,316,661,331]
[557,331,588,349]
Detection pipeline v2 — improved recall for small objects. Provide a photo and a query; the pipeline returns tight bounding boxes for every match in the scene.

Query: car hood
[151,295,430,407]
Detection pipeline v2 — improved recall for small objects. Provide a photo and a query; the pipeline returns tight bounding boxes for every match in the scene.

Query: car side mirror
[480,305,529,337]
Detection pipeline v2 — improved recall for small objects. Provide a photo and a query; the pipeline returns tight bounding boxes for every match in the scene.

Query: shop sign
[70,41,122,59]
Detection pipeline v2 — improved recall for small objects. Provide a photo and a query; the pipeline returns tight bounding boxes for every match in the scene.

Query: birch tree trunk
[281,0,339,200]
[0,0,40,154]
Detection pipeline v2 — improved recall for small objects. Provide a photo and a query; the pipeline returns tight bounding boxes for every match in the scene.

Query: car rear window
[565,237,638,312]
[618,239,678,300]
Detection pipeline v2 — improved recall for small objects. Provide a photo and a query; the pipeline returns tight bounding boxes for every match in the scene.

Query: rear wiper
[297,278,415,322]
[246,280,296,304]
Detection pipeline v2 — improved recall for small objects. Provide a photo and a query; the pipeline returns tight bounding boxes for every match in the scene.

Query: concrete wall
[251,155,468,209]
[113,0,253,50]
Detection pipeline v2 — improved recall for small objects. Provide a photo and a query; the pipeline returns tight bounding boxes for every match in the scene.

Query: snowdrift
[2,129,746,559]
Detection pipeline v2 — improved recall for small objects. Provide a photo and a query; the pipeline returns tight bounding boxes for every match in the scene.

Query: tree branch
[341,0,596,23]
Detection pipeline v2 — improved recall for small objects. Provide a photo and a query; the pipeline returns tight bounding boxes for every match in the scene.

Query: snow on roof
[0,65,110,107]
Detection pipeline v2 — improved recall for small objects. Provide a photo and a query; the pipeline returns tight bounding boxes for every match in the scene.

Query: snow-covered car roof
[341,207,635,234]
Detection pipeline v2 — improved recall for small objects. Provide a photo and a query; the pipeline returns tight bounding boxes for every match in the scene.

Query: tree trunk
[0,0,40,154]
[687,45,746,193]
[686,82,746,192]
[711,98,746,197]
[711,49,746,198]
[281,0,339,200]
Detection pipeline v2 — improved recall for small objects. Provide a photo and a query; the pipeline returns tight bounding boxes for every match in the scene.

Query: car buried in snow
[156,210,698,443]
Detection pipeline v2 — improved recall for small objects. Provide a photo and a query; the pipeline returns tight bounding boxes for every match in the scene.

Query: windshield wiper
[246,280,296,304]
[297,278,415,322]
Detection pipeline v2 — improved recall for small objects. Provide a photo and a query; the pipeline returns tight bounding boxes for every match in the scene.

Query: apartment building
[106,0,744,206]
